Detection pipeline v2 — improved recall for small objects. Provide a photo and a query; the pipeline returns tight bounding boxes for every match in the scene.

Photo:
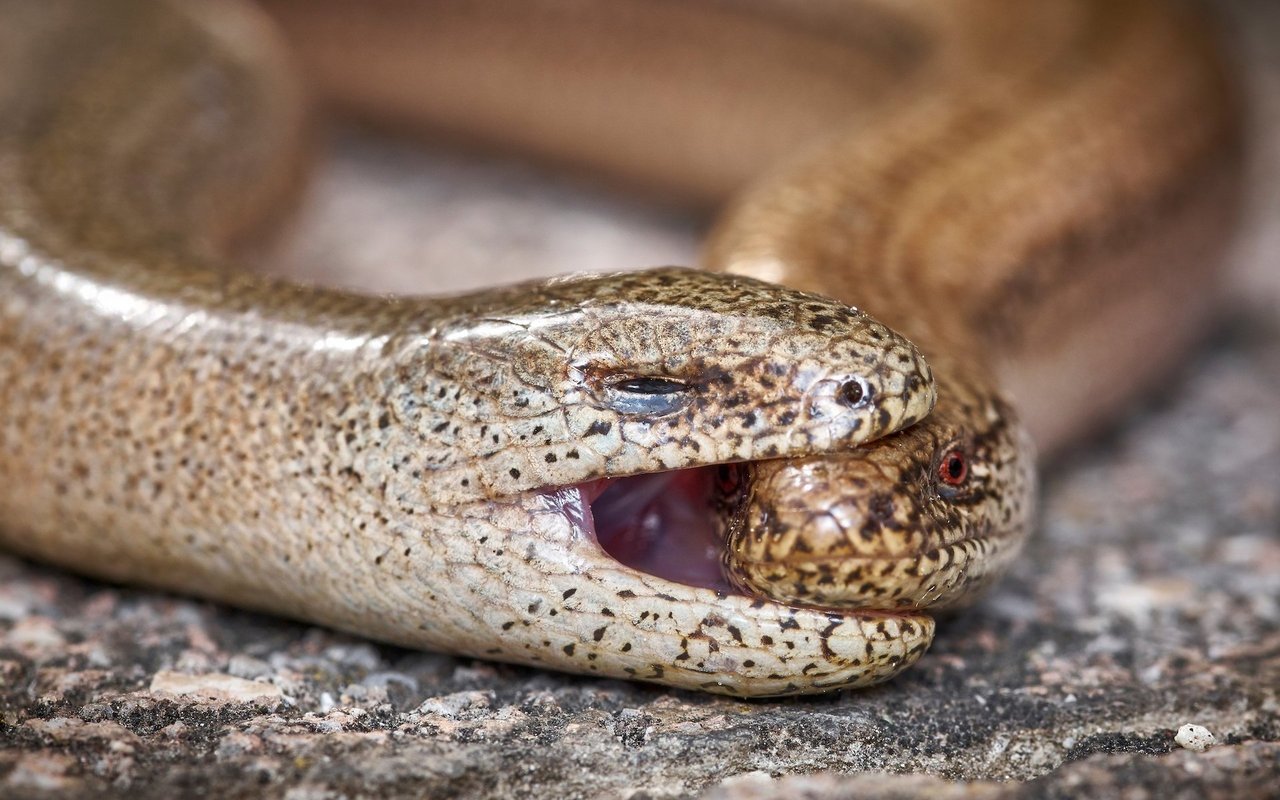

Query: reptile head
[432,267,936,499]
[575,362,1034,613]
[712,369,1036,610]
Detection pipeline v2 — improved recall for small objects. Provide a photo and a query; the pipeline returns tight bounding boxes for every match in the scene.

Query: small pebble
[150,670,283,702]
[1174,723,1216,751]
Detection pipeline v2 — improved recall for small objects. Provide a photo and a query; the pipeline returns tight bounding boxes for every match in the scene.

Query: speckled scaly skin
[0,0,937,697]
[261,0,1240,681]
[0,0,1243,696]
[715,359,1036,611]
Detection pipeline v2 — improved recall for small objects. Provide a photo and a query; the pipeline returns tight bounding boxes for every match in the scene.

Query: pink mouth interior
[552,468,735,593]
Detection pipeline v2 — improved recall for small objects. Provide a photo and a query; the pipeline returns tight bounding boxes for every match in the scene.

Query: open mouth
[544,468,735,594]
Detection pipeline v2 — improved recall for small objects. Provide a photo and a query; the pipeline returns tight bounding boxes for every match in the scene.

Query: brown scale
[718,365,1036,610]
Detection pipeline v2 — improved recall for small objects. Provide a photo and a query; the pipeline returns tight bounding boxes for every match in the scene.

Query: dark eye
[938,448,968,488]
[838,376,872,408]
[613,377,685,395]
[603,376,692,416]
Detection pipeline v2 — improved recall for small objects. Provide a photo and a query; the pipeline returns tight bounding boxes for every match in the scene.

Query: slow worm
[0,0,1240,695]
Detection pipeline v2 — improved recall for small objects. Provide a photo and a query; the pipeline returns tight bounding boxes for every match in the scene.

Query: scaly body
[0,0,1241,695]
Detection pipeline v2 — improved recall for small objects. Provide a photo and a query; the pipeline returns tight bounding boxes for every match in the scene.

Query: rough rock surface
[2,1,1278,798]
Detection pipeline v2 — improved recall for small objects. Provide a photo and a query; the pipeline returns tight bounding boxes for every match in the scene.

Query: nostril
[838,377,872,408]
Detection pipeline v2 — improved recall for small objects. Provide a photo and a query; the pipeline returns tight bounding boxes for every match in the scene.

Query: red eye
[938,449,968,487]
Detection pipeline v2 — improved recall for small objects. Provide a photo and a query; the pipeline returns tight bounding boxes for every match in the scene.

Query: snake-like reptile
[0,0,1240,696]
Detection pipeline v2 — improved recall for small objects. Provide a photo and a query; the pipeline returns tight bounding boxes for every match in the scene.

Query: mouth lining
[552,467,737,594]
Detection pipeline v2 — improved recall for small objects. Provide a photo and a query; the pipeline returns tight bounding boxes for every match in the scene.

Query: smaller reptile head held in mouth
[557,366,1034,695]
[715,366,1037,612]
[414,267,937,502]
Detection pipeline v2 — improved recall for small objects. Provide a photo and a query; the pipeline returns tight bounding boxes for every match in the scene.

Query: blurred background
[261,0,1278,311]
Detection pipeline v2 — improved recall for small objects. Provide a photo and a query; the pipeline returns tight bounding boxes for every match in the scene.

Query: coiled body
[0,0,1241,695]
